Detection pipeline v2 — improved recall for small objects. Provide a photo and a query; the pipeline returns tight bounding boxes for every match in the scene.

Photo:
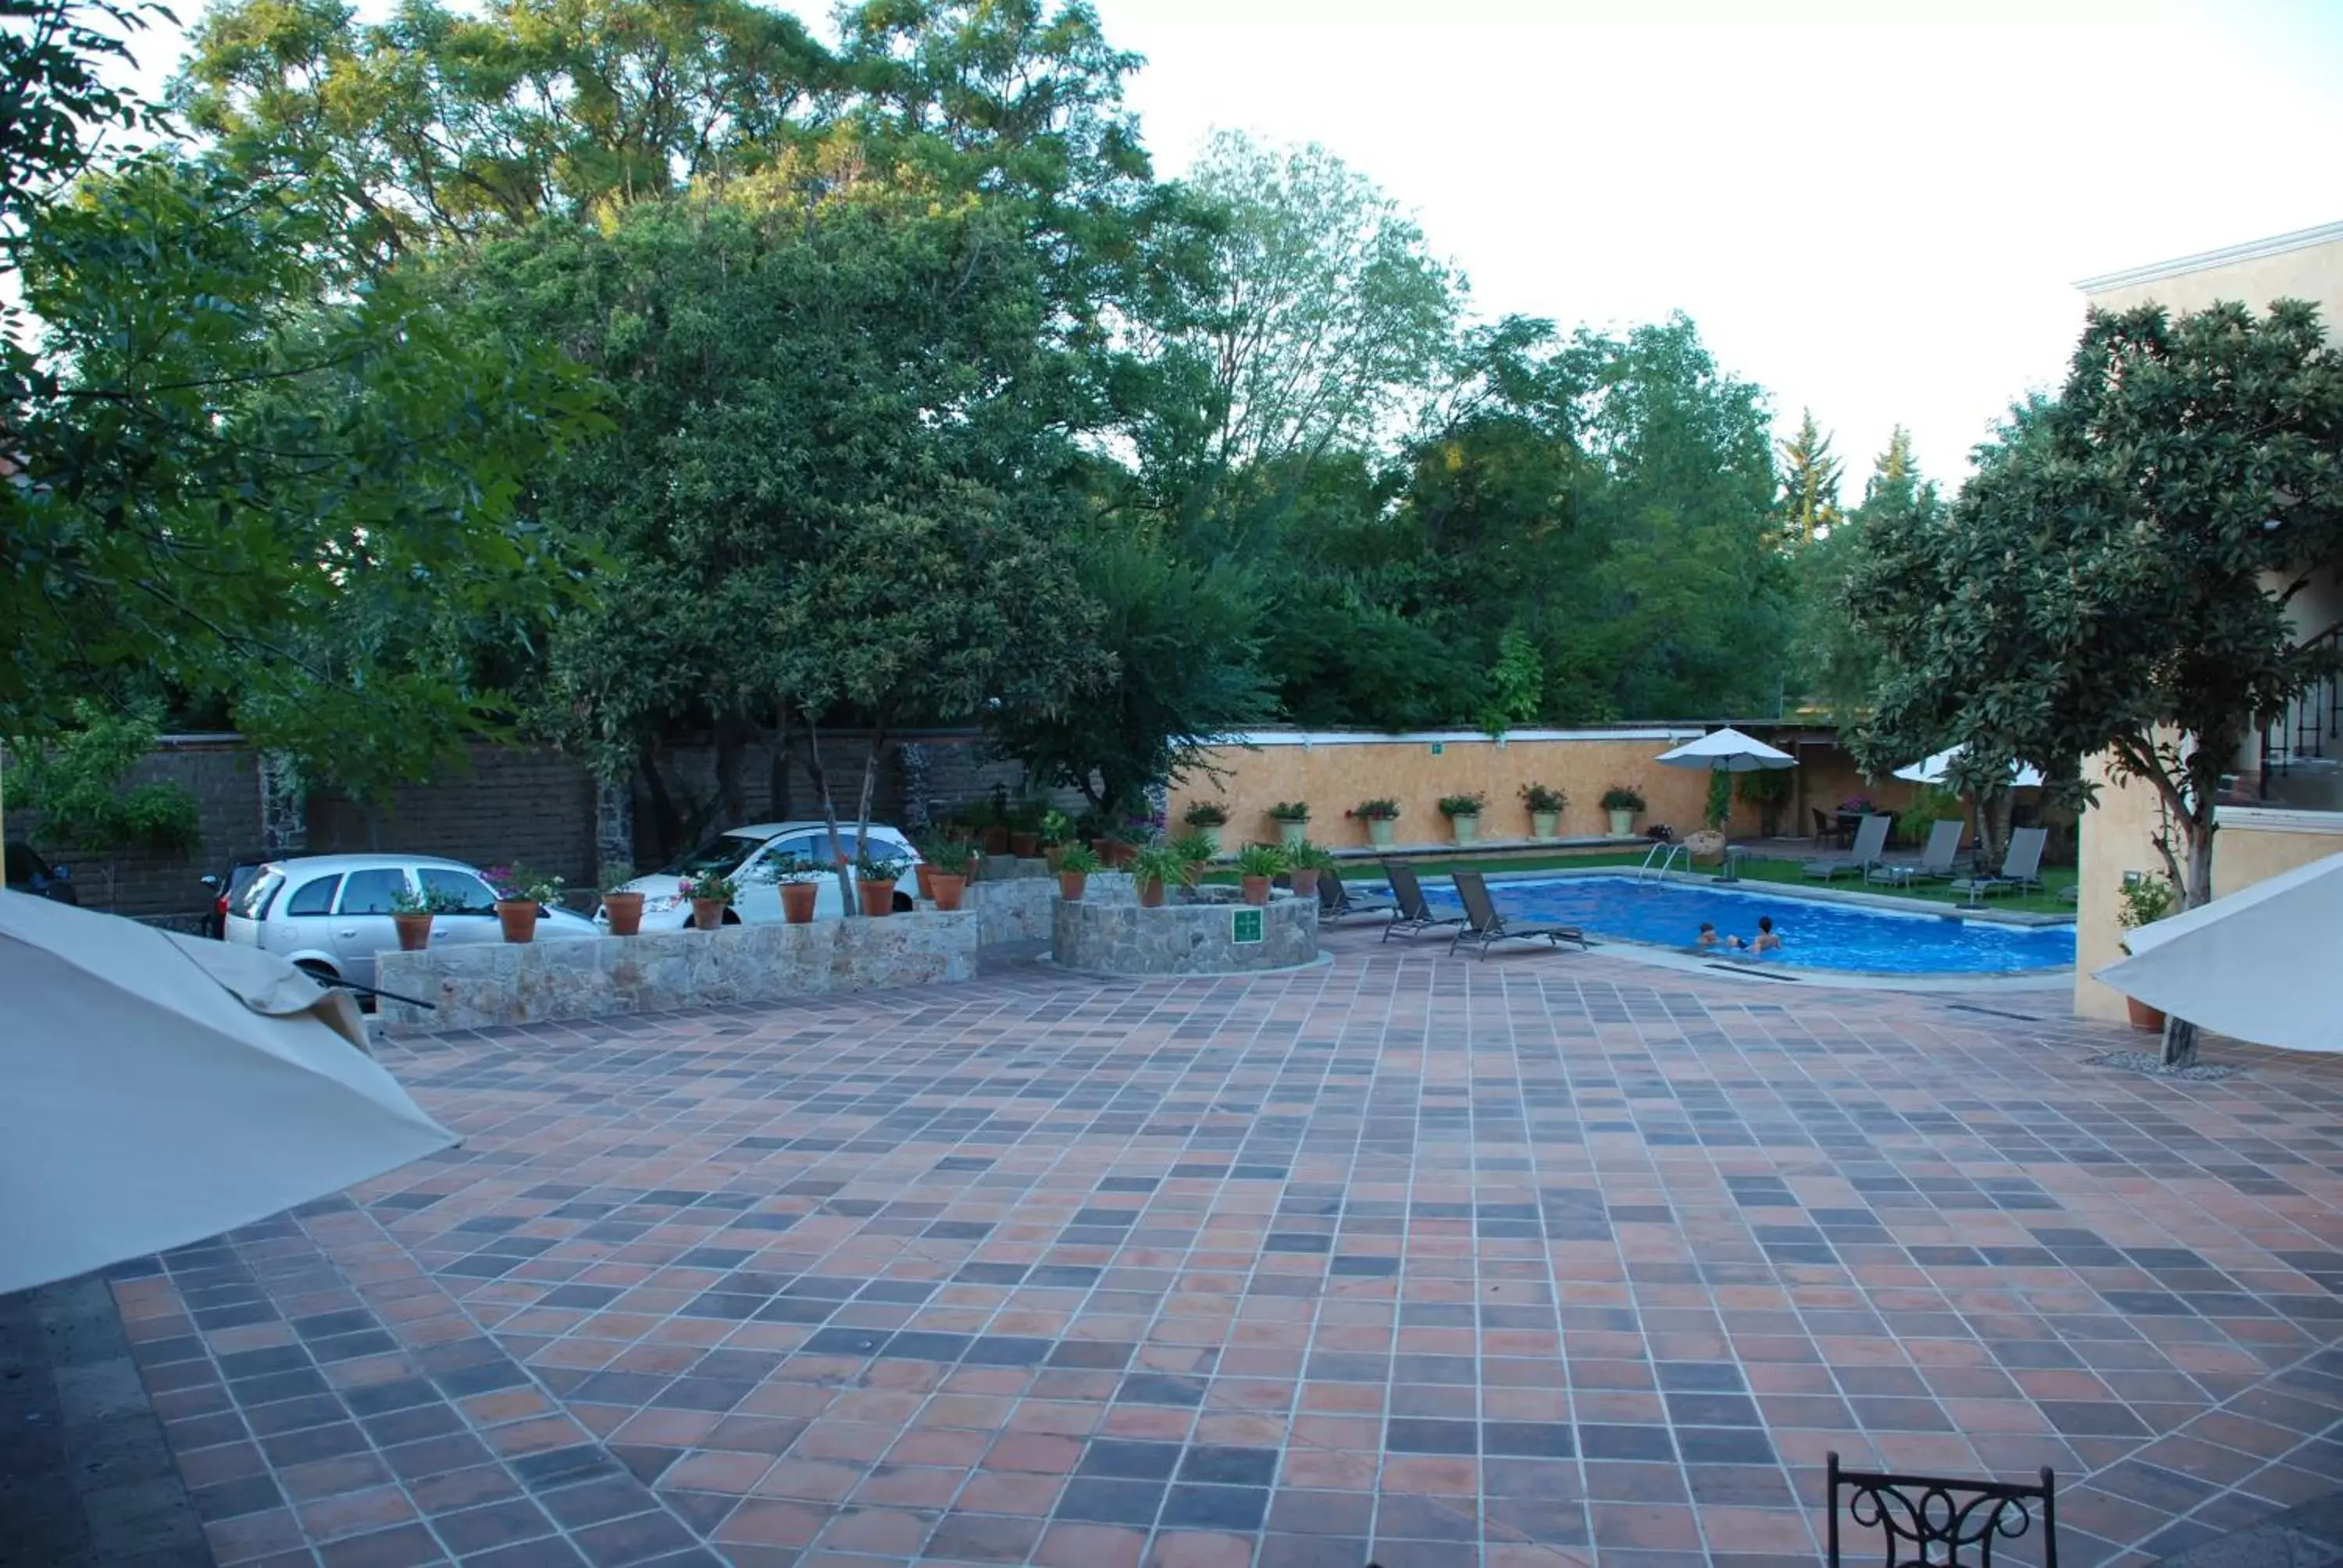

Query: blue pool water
[1389,875,2074,975]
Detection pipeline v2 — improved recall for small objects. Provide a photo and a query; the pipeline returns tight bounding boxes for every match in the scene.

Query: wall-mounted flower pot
[1449,813,1480,846]
[1607,808,1635,836]
[1366,818,1396,849]
[1277,821,1308,848]
[1531,811,1559,840]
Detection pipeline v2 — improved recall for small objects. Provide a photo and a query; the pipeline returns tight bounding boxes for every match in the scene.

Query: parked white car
[605,821,921,932]
[223,854,597,987]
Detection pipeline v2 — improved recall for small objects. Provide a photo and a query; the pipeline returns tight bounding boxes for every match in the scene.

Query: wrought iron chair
[1826,1452,2057,1568]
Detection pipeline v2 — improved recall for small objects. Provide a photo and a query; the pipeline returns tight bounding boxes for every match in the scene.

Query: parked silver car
[223,854,595,987]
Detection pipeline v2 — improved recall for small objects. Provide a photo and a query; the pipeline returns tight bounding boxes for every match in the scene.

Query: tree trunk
[764,703,793,819]
[2159,801,2220,1071]
[853,718,888,871]
[713,721,748,826]
[638,745,682,864]
[800,713,858,916]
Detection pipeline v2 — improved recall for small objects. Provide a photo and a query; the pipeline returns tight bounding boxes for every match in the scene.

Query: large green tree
[1792,426,1931,720]
[1775,408,1843,544]
[1846,301,2343,1067]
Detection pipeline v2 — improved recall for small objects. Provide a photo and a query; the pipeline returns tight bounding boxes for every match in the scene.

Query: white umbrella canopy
[1893,746,2045,789]
[1654,727,1795,773]
[0,892,458,1292]
[2094,851,2343,1053]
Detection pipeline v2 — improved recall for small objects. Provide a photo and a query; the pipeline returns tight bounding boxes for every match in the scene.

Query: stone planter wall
[953,871,1133,945]
[376,912,979,1032]
[1051,888,1315,976]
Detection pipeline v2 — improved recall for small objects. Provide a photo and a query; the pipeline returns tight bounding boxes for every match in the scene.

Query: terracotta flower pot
[1043,844,1067,871]
[393,912,433,951]
[1090,836,1116,864]
[1010,832,1040,859]
[858,878,897,917]
[1138,878,1166,908]
[692,897,728,930]
[1058,871,1088,902]
[929,873,967,911]
[1111,840,1139,869]
[981,826,1010,854]
[601,891,644,936]
[779,882,817,924]
[1240,875,1271,905]
[2126,996,2167,1033]
[915,863,937,901]
[1288,868,1319,900]
[496,899,539,943]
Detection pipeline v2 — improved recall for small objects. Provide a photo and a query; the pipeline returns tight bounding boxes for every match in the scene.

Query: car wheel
[892,890,915,913]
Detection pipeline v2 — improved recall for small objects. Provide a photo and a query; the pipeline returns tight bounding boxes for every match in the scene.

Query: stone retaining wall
[1051,888,1315,976]
[964,870,1136,945]
[376,912,979,1032]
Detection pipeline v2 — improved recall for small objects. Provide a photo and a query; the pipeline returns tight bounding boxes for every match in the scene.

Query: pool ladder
[1637,840,1689,882]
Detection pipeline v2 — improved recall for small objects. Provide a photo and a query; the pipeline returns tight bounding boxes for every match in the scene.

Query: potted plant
[1267,800,1311,849]
[1130,843,1184,909]
[2116,875,2177,1032]
[1055,843,1103,902]
[390,882,438,951]
[1040,807,1077,869]
[1599,786,1646,838]
[485,864,562,943]
[765,854,822,924]
[1348,798,1401,850]
[1285,840,1332,901]
[1438,792,1487,846]
[678,868,740,931]
[1182,800,1230,857]
[855,850,910,918]
[1236,842,1285,905]
[926,840,974,911]
[598,864,645,937]
[1169,832,1217,887]
[1520,783,1567,841]
[969,787,1011,855]
[1008,797,1046,860]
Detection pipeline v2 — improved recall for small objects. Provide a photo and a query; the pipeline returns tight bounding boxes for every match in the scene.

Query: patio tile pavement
[62,933,2343,1566]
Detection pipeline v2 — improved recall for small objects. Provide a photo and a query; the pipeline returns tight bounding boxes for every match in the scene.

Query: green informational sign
[1428,741,1445,755]
[1232,907,1264,944]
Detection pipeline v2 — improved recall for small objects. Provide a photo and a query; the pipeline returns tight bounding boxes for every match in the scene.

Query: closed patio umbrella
[1656,728,1794,881]
[1892,747,2045,789]
[0,893,458,1293]
[2094,850,2343,1053]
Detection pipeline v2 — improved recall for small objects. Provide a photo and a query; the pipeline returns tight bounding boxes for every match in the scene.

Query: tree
[1845,301,2343,1067]
[5,151,602,794]
[1774,408,1843,543]
[1792,426,1932,719]
[6,699,201,903]
[990,533,1273,811]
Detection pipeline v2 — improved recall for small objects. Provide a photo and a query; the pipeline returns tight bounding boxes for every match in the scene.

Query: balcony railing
[2260,623,2343,803]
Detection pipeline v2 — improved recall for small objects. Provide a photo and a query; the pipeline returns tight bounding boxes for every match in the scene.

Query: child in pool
[1694,922,1748,952]
[1749,915,1783,954]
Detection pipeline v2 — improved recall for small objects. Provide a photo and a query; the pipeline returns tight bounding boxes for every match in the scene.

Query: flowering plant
[1838,795,1874,814]
[1346,798,1400,821]
[483,864,563,904]
[678,870,742,905]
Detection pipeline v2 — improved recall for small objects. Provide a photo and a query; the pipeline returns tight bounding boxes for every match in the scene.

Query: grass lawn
[1204,845,2080,916]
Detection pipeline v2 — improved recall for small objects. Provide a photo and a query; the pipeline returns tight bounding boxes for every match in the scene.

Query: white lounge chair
[1951,825,2049,900]
[1868,819,1964,889]
[1803,814,1890,881]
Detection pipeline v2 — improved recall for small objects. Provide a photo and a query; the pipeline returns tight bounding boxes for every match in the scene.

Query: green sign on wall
[1232,907,1264,944]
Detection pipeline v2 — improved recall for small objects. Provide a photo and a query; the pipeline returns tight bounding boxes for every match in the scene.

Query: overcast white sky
[1093,0,2343,487]
[129,0,2343,491]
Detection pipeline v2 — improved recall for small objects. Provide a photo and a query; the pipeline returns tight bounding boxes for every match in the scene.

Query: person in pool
[1694,922,1748,952]
[1749,915,1783,954]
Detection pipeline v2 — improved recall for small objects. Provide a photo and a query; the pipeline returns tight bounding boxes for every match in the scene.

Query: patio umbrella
[1655,728,1794,880]
[1892,746,2045,789]
[2094,850,2343,1053]
[0,893,458,1293]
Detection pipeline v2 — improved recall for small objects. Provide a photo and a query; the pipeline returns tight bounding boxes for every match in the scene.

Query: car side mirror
[200,874,220,889]
[52,865,70,880]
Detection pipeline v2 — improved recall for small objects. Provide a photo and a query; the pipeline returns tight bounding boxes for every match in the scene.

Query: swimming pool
[1389,874,2074,975]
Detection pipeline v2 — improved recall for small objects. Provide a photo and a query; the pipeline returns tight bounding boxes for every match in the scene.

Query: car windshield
[665,832,765,878]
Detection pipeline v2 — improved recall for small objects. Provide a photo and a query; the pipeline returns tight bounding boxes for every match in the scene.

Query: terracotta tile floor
[95,934,2343,1568]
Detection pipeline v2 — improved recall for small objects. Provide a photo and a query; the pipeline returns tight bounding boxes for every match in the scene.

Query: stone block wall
[1051,888,1315,975]
[308,743,597,890]
[375,911,981,1032]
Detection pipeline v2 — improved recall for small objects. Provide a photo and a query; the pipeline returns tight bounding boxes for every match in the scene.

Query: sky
[123,0,2343,492]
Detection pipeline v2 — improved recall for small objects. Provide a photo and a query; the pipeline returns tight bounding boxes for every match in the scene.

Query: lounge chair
[1867,818,1963,889]
[1378,860,1467,943]
[1951,825,2048,900]
[1318,865,1397,924]
[1803,813,1890,881]
[1449,871,1587,958]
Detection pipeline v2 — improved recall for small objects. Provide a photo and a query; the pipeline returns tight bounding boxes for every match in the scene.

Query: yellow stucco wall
[1168,732,1793,850]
